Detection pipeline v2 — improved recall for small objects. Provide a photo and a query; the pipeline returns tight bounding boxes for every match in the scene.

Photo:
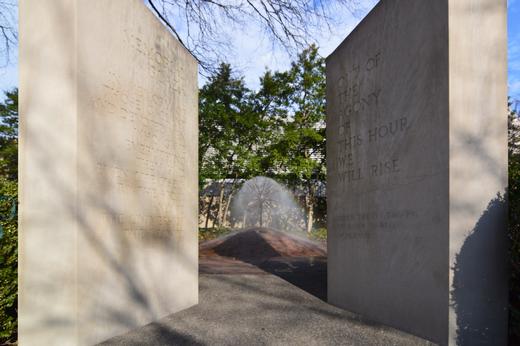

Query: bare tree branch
[0,0,17,67]
[150,0,363,72]
[0,1,363,73]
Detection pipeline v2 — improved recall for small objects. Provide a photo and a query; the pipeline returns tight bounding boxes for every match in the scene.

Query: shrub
[0,177,17,344]
[310,227,327,241]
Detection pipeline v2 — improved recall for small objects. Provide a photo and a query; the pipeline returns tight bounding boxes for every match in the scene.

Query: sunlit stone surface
[326,1,508,344]
[19,1,198,344]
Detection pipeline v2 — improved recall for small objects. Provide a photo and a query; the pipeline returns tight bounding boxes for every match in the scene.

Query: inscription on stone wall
[328,48,428,238]
[87,25,191,238]
[330,51,414,189]
[330,209,420,239]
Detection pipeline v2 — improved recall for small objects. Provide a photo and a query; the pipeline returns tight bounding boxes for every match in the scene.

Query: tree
[148,0,361,72]
[508,98,520,344]
[265,45,326,233]
[0,89,17,344]
[199,64,271,227]
[198,48,327,233]
[0,88,17,181]
[0,177,17,344]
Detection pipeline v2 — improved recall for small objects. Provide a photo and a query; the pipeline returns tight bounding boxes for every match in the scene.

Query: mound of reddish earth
[200,228,328,299]
[200,227,326,263]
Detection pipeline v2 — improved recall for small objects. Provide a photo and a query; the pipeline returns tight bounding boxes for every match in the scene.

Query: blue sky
[1,1,520,101]
[509,0,520,103]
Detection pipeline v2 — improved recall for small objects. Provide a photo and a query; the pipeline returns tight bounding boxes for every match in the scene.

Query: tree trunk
[222,189,234,227]
[216,180,225,227]
[305,183,315,234]
[205,195,214,229]
[306,200,314,234]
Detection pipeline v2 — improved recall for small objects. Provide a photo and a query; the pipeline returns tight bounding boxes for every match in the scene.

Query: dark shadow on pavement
[257,256,327,301]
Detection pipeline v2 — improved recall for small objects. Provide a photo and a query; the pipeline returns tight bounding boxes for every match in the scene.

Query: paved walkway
[101,274,433,346]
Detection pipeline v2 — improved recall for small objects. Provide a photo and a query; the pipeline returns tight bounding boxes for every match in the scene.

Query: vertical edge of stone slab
[19,1,79,345]
[326,0,449,344]
[448,0,509,344]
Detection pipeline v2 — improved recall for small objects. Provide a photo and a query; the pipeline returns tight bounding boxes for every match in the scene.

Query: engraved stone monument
[19,0,198,344]
[326,0,508,345]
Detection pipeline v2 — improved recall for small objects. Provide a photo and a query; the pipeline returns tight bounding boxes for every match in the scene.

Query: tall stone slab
[19,0,198,344]
[326,0,507,344]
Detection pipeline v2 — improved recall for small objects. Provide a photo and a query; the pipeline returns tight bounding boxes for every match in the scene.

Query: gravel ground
[100,274,435,346]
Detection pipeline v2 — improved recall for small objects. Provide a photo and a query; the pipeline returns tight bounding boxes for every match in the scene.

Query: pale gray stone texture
[326,0,508,345]
[19,1,199,344]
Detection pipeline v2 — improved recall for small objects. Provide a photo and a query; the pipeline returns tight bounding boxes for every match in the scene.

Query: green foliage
[198,47,327,230]
[199,227,233,242]
[0,89,17,344]
[509,100,520,343]
[0,89,18,181]
[199,64,267,186]
[260,45,326,232]
[198,46,326,187]
[310,227,327,241]
[259,45,326,184]
[0,178,17,344]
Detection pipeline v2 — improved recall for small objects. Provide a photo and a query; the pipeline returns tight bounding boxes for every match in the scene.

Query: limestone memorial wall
[326,0,508,345]
[19,0,198,344]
